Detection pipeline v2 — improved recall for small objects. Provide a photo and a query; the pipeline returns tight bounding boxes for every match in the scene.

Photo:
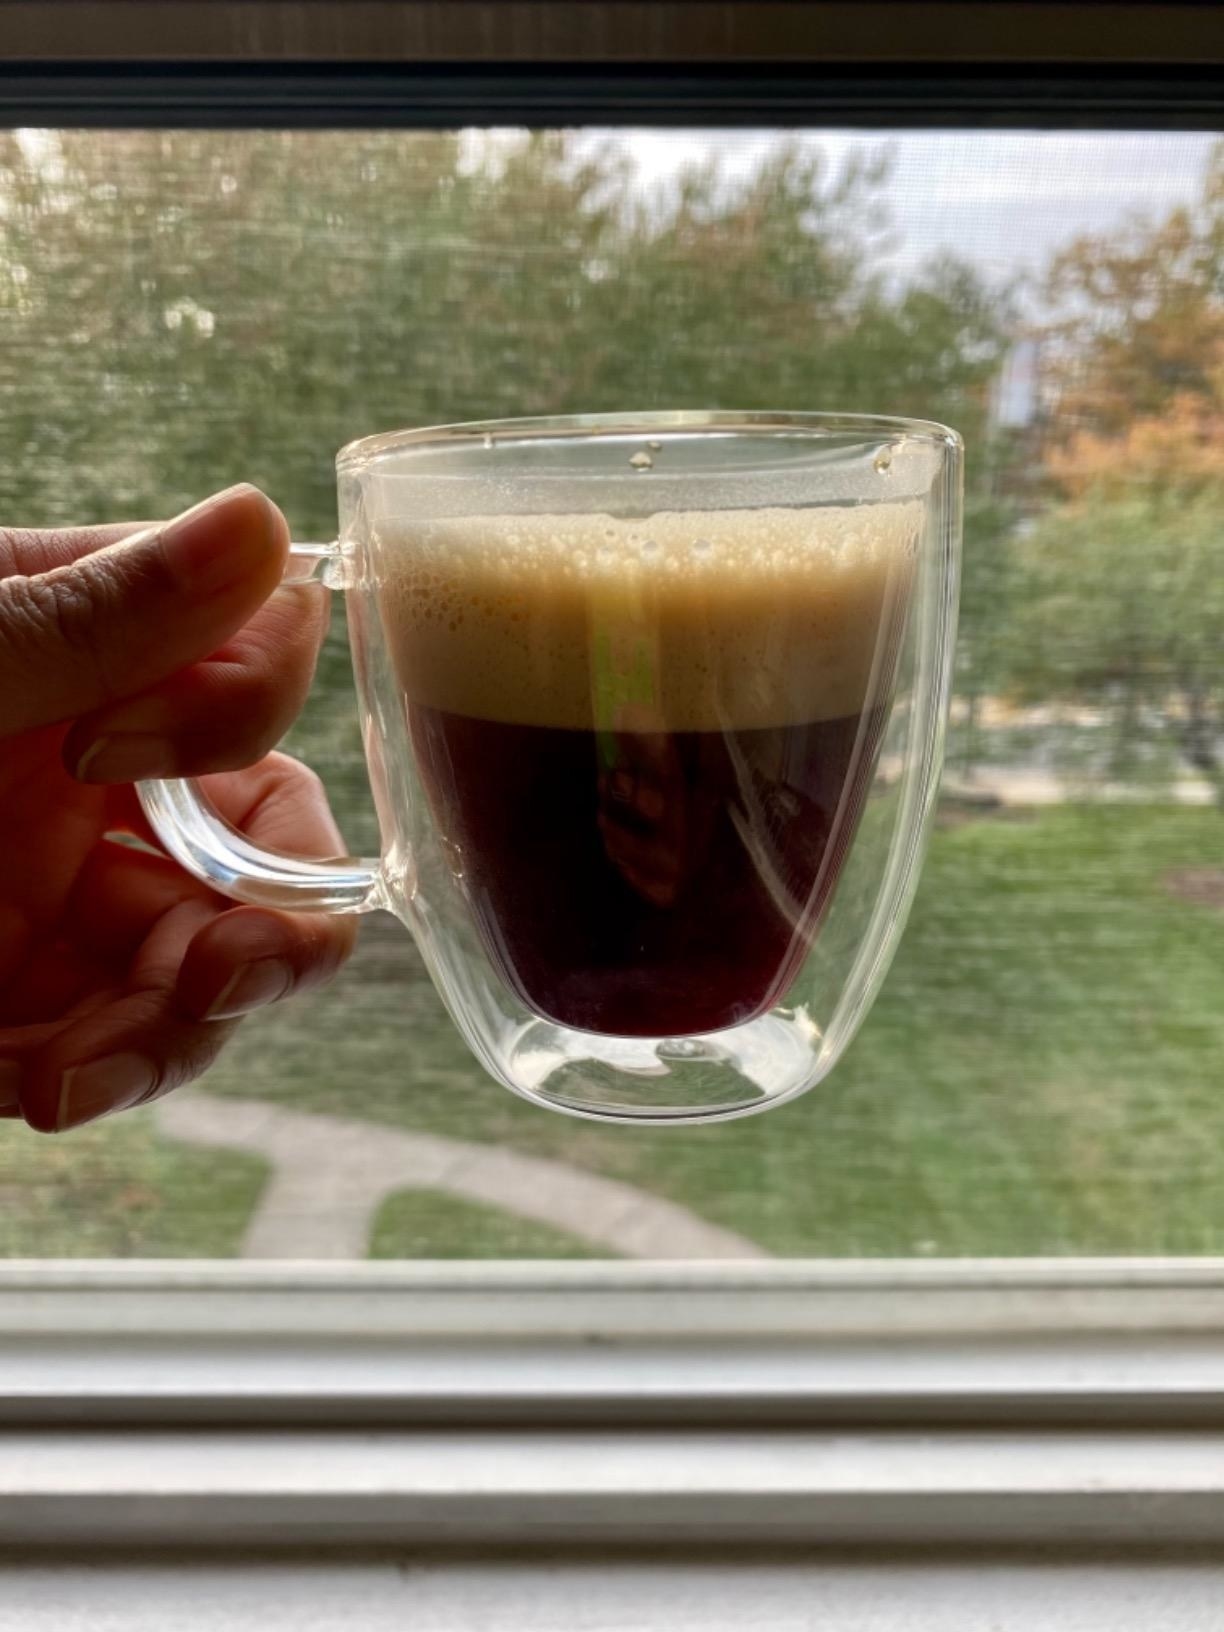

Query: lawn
[191,800,1224,1258]
[370,1191,603,1259]
[0,1112,267,1257]
[2,800,1221,1259]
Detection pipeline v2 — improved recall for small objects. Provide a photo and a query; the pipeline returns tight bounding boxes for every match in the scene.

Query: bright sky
[612,129,1217,290]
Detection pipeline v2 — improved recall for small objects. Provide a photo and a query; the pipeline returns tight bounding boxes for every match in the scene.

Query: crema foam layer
[378,503,919,731]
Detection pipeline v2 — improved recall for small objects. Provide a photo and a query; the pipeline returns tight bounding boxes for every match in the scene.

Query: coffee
[384,504,916,1038]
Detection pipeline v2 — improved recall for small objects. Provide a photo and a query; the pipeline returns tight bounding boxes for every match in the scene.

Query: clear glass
[139,409,962,1124]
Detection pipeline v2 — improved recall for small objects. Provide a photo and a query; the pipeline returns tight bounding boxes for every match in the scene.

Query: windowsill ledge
[1,1260,1224,1553]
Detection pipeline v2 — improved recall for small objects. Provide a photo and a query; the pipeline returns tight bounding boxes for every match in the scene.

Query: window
[4,117,1223,1262]
[2,5,1224,1612]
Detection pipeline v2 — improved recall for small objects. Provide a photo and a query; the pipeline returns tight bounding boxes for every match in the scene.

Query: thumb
[0,485,289,737]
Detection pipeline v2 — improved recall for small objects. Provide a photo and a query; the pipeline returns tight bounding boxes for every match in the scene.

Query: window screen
[2,127,1220,1260]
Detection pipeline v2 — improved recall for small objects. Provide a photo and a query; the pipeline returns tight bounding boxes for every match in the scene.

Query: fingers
[64,834,220,964]
[174,753,359,1020]
[0,486,289,737]
[62,580,329,781]
[18,899,242,1134]
[0,1023,60,1120]
[5,754,357,1131]
[177,901,355,1022]
[0,521,155,578]
[205,750,350,851]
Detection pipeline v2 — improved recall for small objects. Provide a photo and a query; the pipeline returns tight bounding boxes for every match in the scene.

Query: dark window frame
[0,1,1222,129]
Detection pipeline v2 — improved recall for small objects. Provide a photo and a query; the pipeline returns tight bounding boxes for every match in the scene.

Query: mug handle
[137,540,383,915]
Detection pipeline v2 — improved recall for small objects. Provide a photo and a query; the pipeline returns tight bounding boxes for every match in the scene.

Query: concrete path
[943,767,1214,808]
[155,1090,767,1262]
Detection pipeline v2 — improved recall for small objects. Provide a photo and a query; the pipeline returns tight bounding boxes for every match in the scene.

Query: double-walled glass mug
[140,411,961,1125]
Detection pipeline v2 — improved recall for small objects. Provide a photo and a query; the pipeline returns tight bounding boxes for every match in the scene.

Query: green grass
[0,1110,268,1257]
[369,1190,607,1259]
[199,802,1224,1257]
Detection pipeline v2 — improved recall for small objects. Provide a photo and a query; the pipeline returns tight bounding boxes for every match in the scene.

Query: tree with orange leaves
[1008,146,1224,796]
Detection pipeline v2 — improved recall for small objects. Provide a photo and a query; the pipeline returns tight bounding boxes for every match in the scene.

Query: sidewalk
[156,1090,768,1262]
[942,767,1215,808]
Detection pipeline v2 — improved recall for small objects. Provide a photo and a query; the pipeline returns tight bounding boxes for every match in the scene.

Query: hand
[0,485,355,1133]
[597,725,691,909]
[594,702,722,910]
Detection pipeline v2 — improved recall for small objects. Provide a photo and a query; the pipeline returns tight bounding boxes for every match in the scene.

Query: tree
[1,131,1005,521]
[0,129,1008,827]
[1006,482,1224,792]
[1042,146,1224,437]
[1007,142,1224,795]
[955,485,1020,775]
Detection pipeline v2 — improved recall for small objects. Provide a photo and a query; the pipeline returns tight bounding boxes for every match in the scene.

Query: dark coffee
[410,703,890,1036]
[387,503,915,1037]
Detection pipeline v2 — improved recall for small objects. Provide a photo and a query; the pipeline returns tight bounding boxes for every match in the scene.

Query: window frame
[1,0,1222,1603]
[2,1,1224,130]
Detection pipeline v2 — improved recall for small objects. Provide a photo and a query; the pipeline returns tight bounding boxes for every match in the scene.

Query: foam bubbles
[378,504,920,730]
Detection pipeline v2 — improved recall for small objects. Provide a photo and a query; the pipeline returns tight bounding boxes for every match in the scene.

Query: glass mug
[140,411,961,1124]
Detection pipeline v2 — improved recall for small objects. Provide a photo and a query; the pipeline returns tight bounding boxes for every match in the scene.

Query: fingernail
[0,1060,21,1116]
[57,1054,158,1132]
[205,957,294,1020]
[74,733,178,783]
[159,484,279,596]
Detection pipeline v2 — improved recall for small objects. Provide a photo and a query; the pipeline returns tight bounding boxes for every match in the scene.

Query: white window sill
[0,1259,1223,1558]
[5,1555,1224,1632]
[2,1261,1222,1624]
[3,1258,1224,1426]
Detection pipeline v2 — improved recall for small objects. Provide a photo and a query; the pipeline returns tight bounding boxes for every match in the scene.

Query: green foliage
[1018,139,1224,788]
[1007,486,1224,788]
[0,131,1004,532]
[956,480,1020,765]
[0,128,1009,839]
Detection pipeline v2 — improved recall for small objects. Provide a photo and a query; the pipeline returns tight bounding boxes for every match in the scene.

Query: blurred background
[2,126,1221,1260]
